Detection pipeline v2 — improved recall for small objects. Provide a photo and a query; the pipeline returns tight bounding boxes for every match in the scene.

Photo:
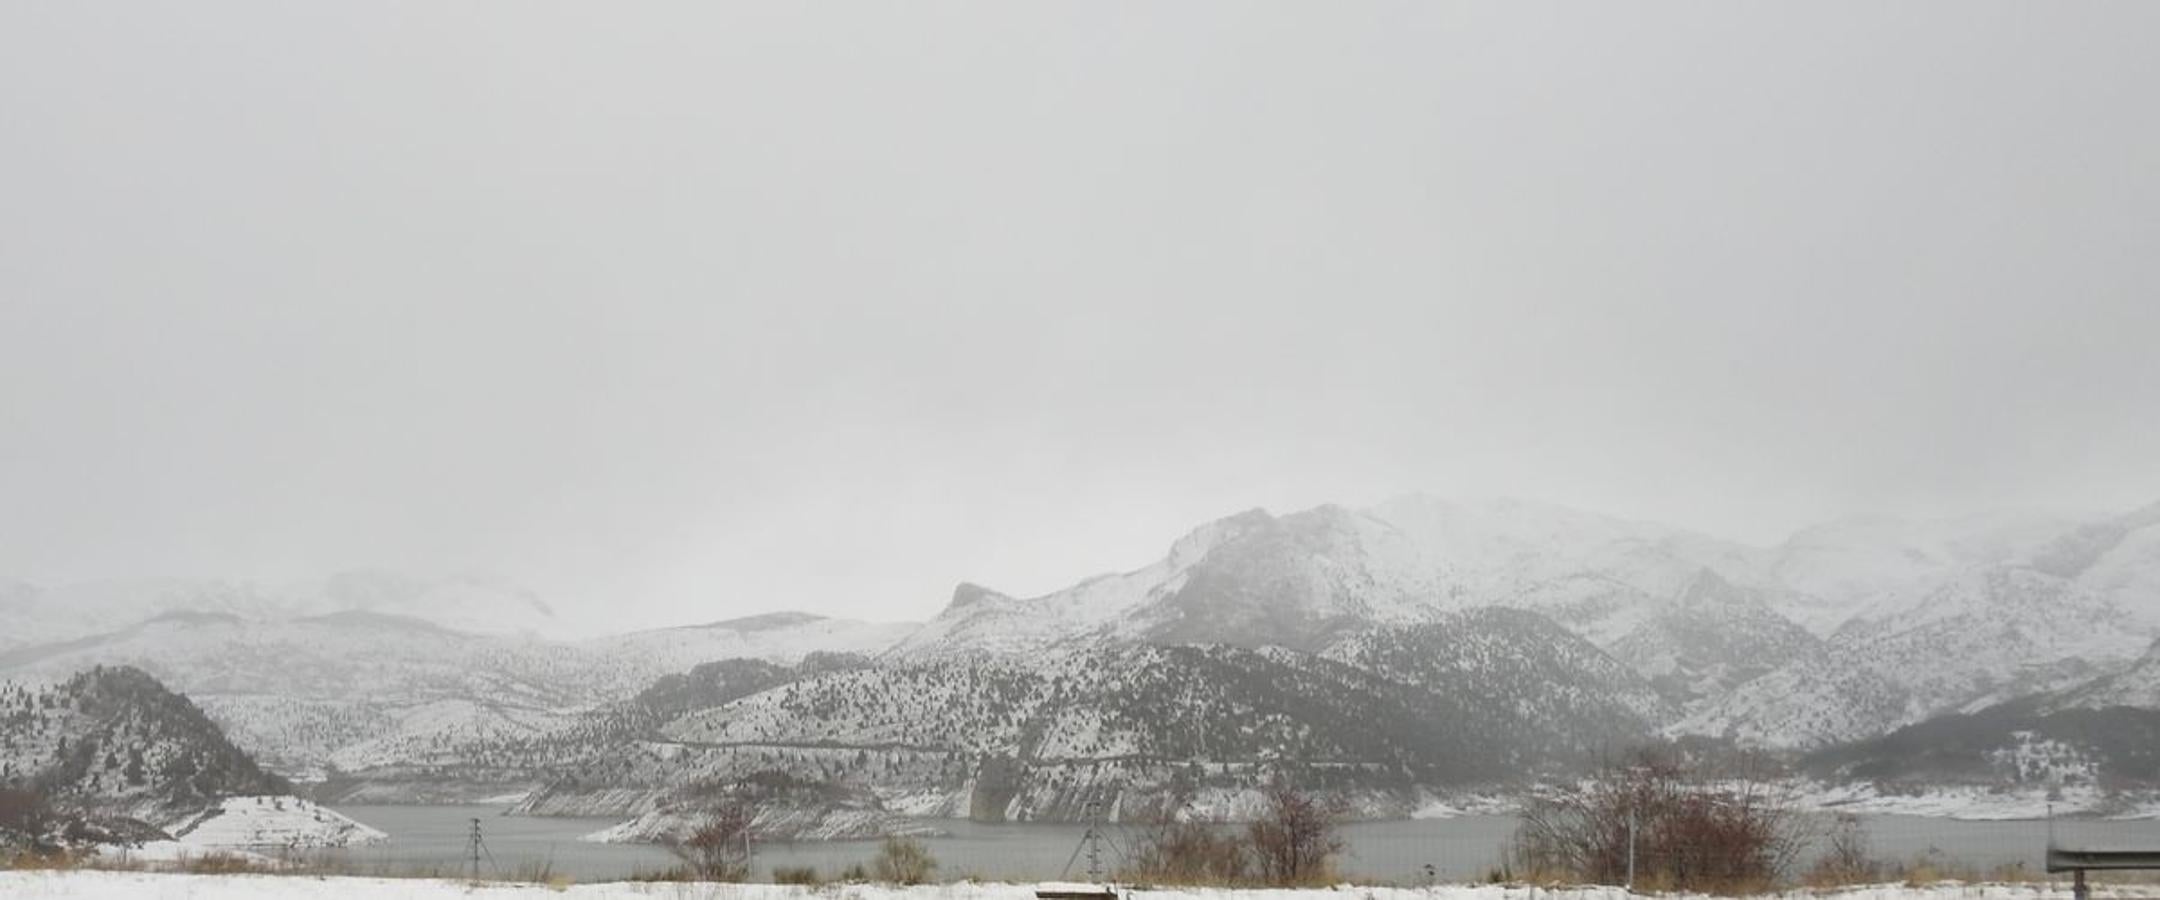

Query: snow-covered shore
[4,873,2158,900]
[164,796,389,849]
[582,807,942,844]
[1803,783,2160,821]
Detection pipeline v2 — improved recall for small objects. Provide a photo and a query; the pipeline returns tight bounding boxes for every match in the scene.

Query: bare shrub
[666,805,753,882]
[1246,775,1346,886]
[180,851,268,874]
[871,835,937,884]
[1126,813,1250,884]
[625,866,696,883]
[0,789,60,861]
[772,864,822,884]
[1510,747,1810,892]
[1803,812,1882,886]
[502,857,566,886]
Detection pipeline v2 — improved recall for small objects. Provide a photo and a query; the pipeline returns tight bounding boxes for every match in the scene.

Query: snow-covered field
[166,796,388,849]
[82,797,390,870]
[3,874,2158,900]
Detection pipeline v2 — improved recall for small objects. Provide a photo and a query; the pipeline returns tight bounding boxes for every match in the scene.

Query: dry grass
[771,864,822,885]
[176,852,267,875]
[1,849,95,871]
[4,844,584,887]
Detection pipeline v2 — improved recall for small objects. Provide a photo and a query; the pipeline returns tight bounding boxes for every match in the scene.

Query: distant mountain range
[0,570,568,651]
[894,496,2159,747]
[5,494,2159,827]
[0,605,911,797]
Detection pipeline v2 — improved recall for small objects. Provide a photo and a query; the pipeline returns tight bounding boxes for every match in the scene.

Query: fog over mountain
[5,3,2159,636]
[10,493,2160,831]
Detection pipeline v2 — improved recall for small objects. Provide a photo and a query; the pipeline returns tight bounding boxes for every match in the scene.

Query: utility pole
[1625,807,1636,892]
[1083,800,1107,882]
[467,818,484,881]
[1087,823,1106,883]
[1059,799,1113,884]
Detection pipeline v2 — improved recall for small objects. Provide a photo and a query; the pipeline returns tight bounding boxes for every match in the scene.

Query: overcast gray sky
[4,2,2157,633]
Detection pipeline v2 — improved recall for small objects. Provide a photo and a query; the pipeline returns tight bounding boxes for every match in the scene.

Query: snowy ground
[163,796,390,849]
[1408,795,1518,820]
[4,874,2159,900]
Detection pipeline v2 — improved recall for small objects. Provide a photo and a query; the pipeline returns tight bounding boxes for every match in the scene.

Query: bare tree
[1803,813,1882,886]
[1125,791,1250,885]
[666,805,753,882]
[1510,747,1811,892]
[1246,775,1346,886]
[0,789,57,858]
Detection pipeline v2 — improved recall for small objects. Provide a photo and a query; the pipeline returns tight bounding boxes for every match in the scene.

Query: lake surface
[320,806,2160,885]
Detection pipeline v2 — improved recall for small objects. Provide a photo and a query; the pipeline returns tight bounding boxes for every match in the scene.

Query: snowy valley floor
[5,875,2160,900]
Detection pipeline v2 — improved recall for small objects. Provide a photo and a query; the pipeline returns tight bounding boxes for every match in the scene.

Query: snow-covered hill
[1767,511,2086,635]
[10,493,2160,818]
[1676,567,2148,748]
[1802,674,2160,810]
[1672,500,2160,748]
[890,496,1787,663]
[0,572,566,649]
[2042,639,2160,712]
[166,795,387,849]
[897,495,2160,751]
[0,610,916,798]
[518,607,1665,832]
[0,667,289,831]
[1605,570,1822,704]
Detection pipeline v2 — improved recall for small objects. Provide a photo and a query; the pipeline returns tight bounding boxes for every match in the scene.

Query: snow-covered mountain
[0,609,915,798]
[1766,511,2087,635]
[1676,567,2146,747]
[0,666,289,829]
[890,497,1787,663]
[8,492,2158,821]
[1604,570,1823,704]
[2044,638,2160,712]
[0,571,564,649]
[899,496,2158,744]
[518,607,1666,831]
[1800,643,2160,809]
[1678,501,2160,748]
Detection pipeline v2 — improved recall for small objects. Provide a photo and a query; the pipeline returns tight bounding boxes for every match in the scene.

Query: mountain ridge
[7,493,2159,819]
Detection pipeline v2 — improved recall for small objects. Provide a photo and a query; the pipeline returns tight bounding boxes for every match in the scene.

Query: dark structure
[2045,846,2160,900]
[1035,885,1116,900]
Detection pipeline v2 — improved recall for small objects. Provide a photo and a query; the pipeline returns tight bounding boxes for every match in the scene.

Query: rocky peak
[944,582,1016,612]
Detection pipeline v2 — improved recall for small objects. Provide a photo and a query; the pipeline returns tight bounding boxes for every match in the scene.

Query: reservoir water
[318,806,2160,885]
